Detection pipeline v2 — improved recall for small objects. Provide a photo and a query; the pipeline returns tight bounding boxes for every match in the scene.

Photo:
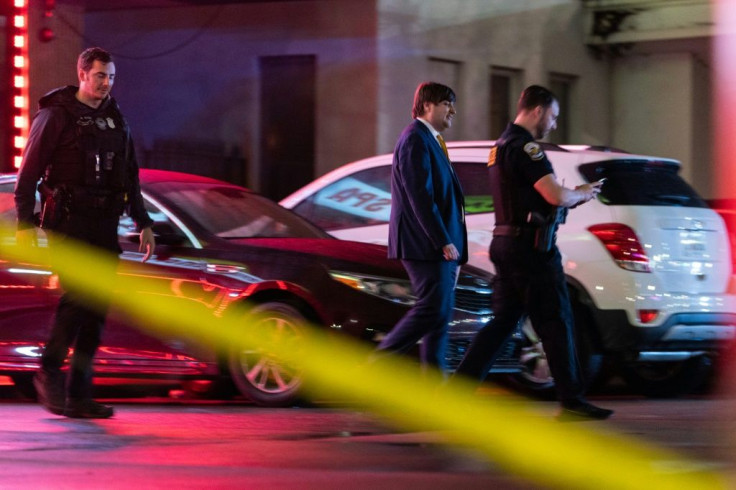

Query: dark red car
[0,170,519,406]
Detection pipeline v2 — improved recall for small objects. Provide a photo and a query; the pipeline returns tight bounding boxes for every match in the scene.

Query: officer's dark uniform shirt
[14,85,152,234]
[488,123,555,229]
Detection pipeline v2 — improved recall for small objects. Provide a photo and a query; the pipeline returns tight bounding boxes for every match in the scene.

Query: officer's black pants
[454,235,584,402]
[41,214,120,400]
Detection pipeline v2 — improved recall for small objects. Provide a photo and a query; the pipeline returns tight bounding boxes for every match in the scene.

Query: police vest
[46,100,129,193]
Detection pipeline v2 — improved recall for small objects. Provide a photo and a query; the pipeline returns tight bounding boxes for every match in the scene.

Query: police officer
[14,47,155,418]
[453,85,612,420]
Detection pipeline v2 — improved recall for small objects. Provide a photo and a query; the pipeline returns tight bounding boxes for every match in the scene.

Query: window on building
[489,67,521,139]
[429,57,461,93]
[549,73,577,145]
[428,57,463,137]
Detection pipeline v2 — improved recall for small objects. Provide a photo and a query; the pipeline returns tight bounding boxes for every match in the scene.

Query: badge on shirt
[487,146,498,167]
[523,142,544,161]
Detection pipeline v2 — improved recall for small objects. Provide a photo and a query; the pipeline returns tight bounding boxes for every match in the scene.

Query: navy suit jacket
[387,120,468,264]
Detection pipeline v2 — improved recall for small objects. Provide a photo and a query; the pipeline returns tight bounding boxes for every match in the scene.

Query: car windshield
[150,181,331,239]
[578,160,708,208]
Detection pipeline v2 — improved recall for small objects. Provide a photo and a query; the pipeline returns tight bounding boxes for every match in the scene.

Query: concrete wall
[27,3,84,109]
[26,0,714,197]
[377,0,612,153]
[612,51,713,196]
[79,0,378,189]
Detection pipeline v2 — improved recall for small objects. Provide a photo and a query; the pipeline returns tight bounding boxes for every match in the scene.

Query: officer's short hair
[517,85,557,113]
[78,47,113,73]
[412,82,456,119]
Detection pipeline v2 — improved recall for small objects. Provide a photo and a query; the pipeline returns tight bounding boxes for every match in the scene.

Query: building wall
[376,0,612,153]
[612,51,713,195]
[28,3,84,112]
[56,0,378,190]
[25,0,716,197]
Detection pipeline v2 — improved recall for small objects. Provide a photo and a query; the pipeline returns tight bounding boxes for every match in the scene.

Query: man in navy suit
[376,82,467,371]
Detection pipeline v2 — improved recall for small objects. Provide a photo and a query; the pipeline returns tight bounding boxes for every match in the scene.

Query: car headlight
[329,271,416,305]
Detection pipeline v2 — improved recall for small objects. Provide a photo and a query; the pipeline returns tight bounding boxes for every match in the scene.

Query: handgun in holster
[37,182,71,230]
[526,207,568,253]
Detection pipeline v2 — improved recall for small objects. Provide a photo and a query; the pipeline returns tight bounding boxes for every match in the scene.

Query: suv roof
[445,140,679,163]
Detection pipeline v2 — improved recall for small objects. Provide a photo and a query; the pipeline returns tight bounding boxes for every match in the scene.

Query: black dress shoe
[64,399,114,419]
[33,370,66,416]
[557,400,614,421]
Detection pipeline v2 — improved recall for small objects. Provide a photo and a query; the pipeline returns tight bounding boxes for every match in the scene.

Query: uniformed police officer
[14,47,155,418]
[453,85,612,420]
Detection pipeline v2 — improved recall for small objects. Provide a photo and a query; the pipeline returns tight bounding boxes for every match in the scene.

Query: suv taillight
[588,223,651,273]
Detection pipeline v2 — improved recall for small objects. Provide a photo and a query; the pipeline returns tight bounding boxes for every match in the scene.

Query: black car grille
[446,335,520,373]
[454,284,492,315]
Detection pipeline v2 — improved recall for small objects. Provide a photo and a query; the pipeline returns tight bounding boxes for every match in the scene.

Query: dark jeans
[41,214,120,400]
[454,235,584,402]
[376,259,459,371]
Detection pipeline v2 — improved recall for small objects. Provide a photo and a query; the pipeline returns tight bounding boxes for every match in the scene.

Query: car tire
[227,301,307,407]
[619,355,712,398]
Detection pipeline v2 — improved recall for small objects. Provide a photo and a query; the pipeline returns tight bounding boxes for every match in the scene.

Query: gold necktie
[437,134,449,160]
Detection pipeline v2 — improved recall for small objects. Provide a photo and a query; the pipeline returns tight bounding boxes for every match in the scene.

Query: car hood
[224,238,406,277]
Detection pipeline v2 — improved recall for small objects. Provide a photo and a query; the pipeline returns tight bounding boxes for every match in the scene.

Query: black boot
[557,399,614,421]
[33,370,66,416]
[64,398,114,419]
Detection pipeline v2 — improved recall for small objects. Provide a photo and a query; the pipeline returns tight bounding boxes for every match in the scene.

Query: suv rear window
[578,160,708,208]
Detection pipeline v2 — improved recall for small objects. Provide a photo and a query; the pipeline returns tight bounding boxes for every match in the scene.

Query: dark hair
[411,82,456,119]
[517,85,557,113]
[77,47,113,73]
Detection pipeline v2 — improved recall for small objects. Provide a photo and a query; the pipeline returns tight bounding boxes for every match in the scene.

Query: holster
[37,182,71,230]
[527,207,568,253]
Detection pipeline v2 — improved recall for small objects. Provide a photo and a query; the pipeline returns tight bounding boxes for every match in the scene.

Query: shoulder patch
[523,142,545,161]
[487,146,498,167]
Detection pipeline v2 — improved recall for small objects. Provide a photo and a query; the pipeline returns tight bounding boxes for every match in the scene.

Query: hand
[139,227,156,262]
[442,243,459,261]
[15,228,38,249]
[574,181,602,204]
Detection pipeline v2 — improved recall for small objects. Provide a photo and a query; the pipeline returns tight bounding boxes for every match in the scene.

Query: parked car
[281,141,736,397]
[0,170,519,407]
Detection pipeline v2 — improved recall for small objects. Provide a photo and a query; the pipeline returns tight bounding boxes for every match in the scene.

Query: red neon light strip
[12,0,29,169]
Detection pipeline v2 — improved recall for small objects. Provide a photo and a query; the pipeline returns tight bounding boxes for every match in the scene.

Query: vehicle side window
[118,199,194,247]
[292,166,392,231]
[578,161,708,208]
[453,162,494,215]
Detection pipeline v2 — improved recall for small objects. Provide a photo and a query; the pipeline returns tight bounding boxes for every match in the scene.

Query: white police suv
[281,142,736,397]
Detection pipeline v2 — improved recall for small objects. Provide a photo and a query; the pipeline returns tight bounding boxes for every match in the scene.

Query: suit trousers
[377,258,459,371]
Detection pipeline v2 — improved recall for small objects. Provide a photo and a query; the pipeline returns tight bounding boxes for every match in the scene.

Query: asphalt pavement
[0,387,734,489]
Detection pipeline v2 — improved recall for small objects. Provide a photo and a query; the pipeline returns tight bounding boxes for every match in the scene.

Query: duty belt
[493,224,533,237]
[67,187,125,213]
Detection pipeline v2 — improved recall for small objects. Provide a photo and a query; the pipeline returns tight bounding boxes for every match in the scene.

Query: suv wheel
[227,301,306,407]
[619,355,712,398]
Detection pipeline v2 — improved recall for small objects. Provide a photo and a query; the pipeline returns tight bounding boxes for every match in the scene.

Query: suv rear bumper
[591,309,736,358]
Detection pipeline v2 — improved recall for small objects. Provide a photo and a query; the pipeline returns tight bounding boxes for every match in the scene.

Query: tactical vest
[45,99,129,194]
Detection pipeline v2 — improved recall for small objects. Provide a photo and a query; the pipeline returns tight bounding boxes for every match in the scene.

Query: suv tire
[619,355,712,398]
